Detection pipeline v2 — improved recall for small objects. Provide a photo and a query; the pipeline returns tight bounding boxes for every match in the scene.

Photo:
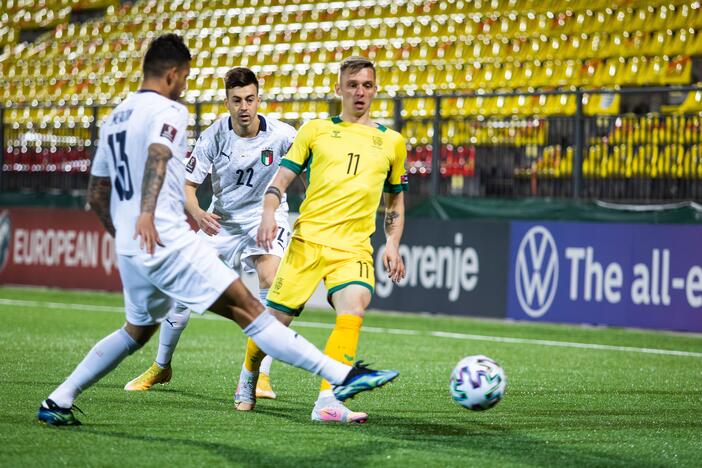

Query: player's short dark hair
[224,67,259,94]
[142,34,191,79]
[339,56,375,80]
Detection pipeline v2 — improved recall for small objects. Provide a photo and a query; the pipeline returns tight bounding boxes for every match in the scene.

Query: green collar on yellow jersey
[331,116,387,132]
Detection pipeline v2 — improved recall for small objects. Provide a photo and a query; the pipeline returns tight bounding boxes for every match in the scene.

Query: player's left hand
[134,213,164,255]
[383,244,405,284]
[257,211,278,250]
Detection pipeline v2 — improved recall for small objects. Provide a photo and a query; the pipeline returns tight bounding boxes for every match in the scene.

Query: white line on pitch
[2,298,702,359]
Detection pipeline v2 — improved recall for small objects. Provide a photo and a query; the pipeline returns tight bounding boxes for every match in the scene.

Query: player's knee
[227,294,264,322]
[118,327,146,354]
[341,307,366,318]
[123,323,158,349]
[244,295,264,315]
[166,307,191,329]
[257,270,276,290]
[270,308,295,326]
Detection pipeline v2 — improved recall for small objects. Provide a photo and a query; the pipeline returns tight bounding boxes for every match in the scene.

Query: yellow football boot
[124,362,172,391]
[255,373,277,400]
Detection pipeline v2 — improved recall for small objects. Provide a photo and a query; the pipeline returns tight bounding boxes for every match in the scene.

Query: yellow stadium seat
[667,29,692,57]
[540,61,557,88]
[628,56,657,86]
[546,94,577,116]
[2,0,701,129]
[662,56,692,85]
[584,92,620,116]
[661,90,702,114]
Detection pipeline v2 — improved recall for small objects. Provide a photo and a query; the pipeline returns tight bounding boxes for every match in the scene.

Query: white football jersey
[185,114,296,229]
[91,90,190,255]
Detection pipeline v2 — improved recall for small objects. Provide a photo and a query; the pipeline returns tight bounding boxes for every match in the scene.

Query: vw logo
[515,226,558,318]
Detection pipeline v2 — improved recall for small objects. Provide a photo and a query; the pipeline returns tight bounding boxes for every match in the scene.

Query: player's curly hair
[224,67,259,93]
[142,33,192,78]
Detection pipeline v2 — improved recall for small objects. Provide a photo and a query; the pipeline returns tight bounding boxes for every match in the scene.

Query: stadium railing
[2,85,702,205]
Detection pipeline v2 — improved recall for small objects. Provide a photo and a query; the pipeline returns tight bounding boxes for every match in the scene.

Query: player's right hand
[257,213,278,250]
[134,213,164,256]
[195,210,221,236]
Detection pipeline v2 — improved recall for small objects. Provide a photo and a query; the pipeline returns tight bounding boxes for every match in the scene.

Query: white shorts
[204,215,291,274]
[118,229,238,326]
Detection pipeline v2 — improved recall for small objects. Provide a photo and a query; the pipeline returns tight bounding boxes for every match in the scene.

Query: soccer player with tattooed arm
[239,56,409,424]
[124,67,292,401]
[36,35,398,426]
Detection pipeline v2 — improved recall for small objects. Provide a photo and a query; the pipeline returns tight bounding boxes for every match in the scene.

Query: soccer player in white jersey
[124,67,293,400]
[36,34,398,426]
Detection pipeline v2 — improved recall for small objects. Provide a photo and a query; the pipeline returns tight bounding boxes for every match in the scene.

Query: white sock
[244,311,350,385]
[156,304,190,367]
[256,289,273,376]
[258,288,269,307]
[315,389,337,407]
[259,355,273,376]
[48,328,139,408]
[238,363,258,383]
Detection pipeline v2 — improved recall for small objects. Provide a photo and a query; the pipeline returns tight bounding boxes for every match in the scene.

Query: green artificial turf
[1,286,701,467]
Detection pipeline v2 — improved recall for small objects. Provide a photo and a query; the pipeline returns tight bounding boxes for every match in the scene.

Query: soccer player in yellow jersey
[233,56,408,423]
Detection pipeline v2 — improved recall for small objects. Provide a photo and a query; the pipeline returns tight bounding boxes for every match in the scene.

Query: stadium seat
[3,0,702,182]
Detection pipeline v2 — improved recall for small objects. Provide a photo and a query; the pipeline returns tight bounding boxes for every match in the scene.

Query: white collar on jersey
[228,114,267,134]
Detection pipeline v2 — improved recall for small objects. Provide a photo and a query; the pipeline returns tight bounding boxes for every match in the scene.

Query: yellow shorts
[266,237,374,315]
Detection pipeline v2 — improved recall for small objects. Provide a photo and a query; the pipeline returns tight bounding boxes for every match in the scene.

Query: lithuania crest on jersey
[261,149,274,166]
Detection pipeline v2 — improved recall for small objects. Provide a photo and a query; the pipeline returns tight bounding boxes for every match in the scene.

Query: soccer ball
[450,355,507,411]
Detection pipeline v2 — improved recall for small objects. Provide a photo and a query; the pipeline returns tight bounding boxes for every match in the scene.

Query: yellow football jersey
[281,116,408,253]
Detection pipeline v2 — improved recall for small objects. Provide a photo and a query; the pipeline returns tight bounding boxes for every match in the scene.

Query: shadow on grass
[12,378,696,467]
[361,413,648,466]
[72,411,655,467]
[78,428,388,467]
[10,402,694,467]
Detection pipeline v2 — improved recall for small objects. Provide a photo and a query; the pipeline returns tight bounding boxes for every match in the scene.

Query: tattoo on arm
[383,192,405,244]
[265,186,282,203]
[87,175,116,237]
[384,210,400,229]
[141,143,172,214]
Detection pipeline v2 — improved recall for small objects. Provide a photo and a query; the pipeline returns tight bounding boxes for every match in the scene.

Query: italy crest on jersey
[261,149,274,166]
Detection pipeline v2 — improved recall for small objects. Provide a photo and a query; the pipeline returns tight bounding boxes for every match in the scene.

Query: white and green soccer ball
[450,355,507,411]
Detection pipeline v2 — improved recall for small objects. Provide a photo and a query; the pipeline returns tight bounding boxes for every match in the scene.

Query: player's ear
[334,82,341,96]
[164,66,176,86]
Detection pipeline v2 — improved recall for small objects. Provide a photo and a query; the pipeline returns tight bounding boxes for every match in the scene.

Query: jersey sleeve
[147,104,188,153]
[280,120,314,174]
[283,124,297,150]
[185,133,215,184]
[383,134,409,193]
[90,128,110,177]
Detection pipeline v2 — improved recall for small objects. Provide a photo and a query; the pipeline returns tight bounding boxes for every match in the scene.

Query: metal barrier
[2,86,702,204]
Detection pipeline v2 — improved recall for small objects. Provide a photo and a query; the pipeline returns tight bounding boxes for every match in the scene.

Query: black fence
[3,86,702,205]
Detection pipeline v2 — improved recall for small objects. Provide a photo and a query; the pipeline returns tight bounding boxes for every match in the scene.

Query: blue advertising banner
[507,221,702,332]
